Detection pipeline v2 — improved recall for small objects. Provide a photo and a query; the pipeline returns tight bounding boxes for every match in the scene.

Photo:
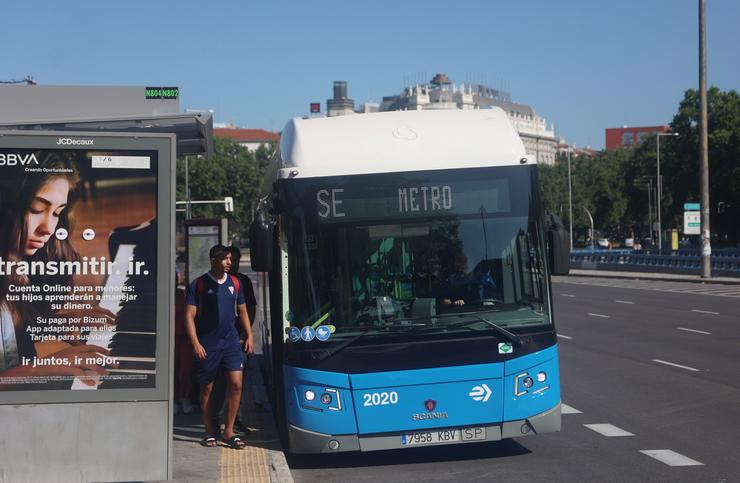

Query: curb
[268,447,293,483]
[566,269,740,285]
[247,355,293,483]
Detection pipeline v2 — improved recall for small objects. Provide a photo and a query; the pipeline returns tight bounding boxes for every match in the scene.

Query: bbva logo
[0,153,39,166]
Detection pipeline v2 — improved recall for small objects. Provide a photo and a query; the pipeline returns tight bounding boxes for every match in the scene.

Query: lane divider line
[561,404,582,414]
[584,424,634,437]
[691,309,719,315]
[561,294,576,298]
[587,313,610,318]
[652,359,700,372]
[557,334,573,340]
[677,327,712,335]
[640,449,704,467]
[615,300,635,305]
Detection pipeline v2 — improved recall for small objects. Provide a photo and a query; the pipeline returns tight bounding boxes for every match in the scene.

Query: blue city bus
[250,109,570,453]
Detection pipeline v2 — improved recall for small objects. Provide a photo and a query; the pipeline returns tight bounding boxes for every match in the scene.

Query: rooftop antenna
[0,75,36,85]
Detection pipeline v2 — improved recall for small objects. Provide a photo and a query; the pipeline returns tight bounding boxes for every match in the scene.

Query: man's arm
[241,274,258,326]
[236,303,254,353]
[184,304,207,360]
[247,305,256,326]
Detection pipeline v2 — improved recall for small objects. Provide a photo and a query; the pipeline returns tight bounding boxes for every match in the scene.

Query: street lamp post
[581,205,594,250]
[656,132,679,252]
[567,147,573,251]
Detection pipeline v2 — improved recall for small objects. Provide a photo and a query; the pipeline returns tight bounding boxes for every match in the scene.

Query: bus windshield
[280,165,551,347]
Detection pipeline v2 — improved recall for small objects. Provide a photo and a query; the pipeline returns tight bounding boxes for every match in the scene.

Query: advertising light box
[0,132,174,404]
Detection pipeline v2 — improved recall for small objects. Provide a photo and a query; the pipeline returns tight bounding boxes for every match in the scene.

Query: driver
[439,261,501,308]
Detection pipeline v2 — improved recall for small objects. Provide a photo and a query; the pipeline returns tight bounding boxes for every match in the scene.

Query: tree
[539,86,740,246]
[664,87,740,243]
[176,138,275,241]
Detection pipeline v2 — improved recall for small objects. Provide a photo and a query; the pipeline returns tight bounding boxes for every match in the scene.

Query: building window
[637,131,651,144]
[621,132,634,146]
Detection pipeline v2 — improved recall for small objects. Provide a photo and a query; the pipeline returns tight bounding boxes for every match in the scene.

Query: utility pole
[699,0,711,278]
[567,147,573,251]
[647,179,653,242]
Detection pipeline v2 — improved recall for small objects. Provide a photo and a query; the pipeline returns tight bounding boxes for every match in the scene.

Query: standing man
[185,245,253,449]
[228,246,270,412]
[209,246,258,433]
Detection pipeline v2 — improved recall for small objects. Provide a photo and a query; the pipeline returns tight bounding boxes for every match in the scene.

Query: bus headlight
[304,390,316,401]
[522,377,534,389]
[320,393,333,405]
[537,371,547,383]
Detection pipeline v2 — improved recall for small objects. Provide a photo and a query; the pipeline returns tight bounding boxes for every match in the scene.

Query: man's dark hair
[228,246,242,259]
[209,244,230,261]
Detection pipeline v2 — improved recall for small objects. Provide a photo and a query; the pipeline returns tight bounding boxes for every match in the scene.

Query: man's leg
[210,369,227,431]
[199,381,217,437]
[194,346,222,441]
[222,370,243,441]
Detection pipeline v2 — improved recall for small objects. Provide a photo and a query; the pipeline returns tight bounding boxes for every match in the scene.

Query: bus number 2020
[363,391,399,407]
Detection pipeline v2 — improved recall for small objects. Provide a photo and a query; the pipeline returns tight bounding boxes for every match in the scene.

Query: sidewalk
[568,268,740,285]
[172,355,292,483]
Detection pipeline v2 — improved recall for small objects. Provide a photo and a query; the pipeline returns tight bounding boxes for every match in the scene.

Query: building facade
[214,127,279,152]
[605,125,669,150]
[377,74,558,165]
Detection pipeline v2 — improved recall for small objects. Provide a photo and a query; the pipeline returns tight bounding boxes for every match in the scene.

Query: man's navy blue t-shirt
[185,273,245,350]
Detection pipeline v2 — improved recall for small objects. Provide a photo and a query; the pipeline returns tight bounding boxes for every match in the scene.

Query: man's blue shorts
[194,342,244,385]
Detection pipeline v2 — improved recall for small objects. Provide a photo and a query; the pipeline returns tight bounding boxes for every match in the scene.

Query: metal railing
[569,248,740,277]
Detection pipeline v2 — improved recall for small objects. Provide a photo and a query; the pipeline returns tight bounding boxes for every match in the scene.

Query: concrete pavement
[172,354,292,483]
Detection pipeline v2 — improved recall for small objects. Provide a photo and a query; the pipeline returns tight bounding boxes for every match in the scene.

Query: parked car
[597,238,610,249]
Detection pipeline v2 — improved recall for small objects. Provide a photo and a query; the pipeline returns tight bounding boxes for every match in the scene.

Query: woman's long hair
[0,152,81,326]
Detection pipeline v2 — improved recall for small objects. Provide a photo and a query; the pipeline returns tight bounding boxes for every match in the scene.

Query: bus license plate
[401,427,485,446]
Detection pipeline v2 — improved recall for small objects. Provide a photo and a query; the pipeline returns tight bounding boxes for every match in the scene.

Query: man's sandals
[222,434,247,450]
[200,435,218,448]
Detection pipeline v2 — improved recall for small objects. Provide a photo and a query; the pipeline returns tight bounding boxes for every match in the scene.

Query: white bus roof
[276,108,530,179]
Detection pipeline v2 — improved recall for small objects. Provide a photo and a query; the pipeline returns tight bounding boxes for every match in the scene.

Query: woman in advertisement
[0,152,112,388]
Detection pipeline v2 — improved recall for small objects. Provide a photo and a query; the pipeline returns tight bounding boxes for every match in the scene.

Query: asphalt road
[287,277,740,483]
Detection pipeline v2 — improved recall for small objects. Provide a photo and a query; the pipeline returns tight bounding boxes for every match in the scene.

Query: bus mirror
[546,212,570,275]
[249,218,274,272]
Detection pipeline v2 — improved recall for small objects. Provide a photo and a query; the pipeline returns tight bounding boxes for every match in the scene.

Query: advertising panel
[0,134,169,397]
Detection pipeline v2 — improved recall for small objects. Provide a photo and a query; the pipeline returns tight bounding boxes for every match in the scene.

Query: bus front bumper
[288,402,561,453]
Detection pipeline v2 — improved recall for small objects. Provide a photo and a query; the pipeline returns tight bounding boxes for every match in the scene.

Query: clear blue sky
[4,0,739,149]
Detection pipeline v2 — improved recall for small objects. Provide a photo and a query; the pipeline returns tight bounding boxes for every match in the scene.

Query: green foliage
[539,86,740,245]
[176,138,275,241]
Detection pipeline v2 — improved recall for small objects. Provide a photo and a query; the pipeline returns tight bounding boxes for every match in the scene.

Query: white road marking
[584,424,634,437]
[557,334,573,340]
[652,359,701,372]
[640,449,704,466]
[615,300,635,304]
[561,404,582,414]
[691,309,719,315]
[587,313,610,318]
[561,294,576,298]
[677,327,712,335]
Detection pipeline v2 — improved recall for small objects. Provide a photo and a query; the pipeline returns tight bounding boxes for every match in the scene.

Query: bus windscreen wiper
[314,309,518,361]
[443,314,524,346]
[313,326,412,361]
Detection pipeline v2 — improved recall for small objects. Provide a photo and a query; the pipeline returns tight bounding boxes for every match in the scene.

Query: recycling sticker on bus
[498,342,513,354]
